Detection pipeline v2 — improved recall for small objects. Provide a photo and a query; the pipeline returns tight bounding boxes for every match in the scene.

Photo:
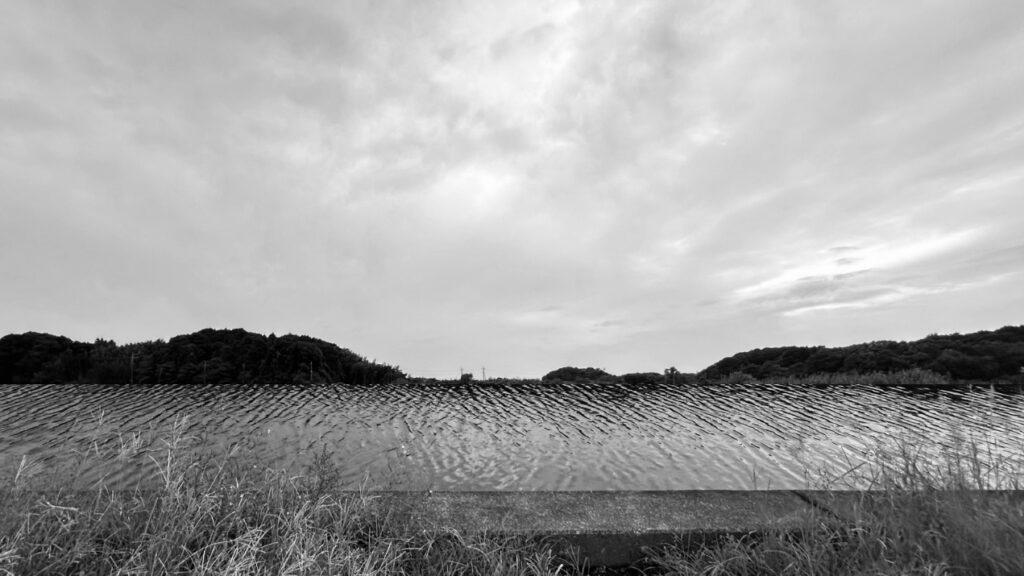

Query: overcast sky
[3,1,1023,378]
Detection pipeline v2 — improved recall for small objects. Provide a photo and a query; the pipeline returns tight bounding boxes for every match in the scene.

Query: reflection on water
[1,381,1023,490]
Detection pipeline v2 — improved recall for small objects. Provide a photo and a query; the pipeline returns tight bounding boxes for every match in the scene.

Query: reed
[0,420,572,576]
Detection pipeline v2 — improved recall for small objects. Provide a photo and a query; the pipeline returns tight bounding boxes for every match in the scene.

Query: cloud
[2,0,1024,376]
[733,229,984,300]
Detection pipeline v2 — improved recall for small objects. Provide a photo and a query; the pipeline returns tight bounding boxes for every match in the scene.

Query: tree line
[0,328,404,385]
[697,325,1024,382]
[3,325,1023,385]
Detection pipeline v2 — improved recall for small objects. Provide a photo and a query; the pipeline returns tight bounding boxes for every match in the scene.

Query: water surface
[2,381,1022,490]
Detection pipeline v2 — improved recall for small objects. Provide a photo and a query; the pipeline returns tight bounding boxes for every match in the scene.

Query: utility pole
[130,352,135,385]
[482,366,486,380]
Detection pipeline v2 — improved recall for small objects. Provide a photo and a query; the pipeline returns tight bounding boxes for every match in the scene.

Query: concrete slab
[29,488,1021,568]
[795,489,1024,524]
[375,491,818,567]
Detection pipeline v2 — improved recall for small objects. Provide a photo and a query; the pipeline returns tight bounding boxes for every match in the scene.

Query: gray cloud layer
[3,1,1023,377]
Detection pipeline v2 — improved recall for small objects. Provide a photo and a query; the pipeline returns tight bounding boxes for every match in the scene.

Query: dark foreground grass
[643,438,1024,576]
[643,490,1024,576]
[2,422,1023,575]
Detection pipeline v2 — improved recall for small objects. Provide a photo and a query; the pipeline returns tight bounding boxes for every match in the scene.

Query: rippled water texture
[2,381,1023,490]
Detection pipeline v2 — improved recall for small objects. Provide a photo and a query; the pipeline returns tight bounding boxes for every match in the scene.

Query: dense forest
[2,325,1023,385]
[0,329,404,385]
[698,325,1024,382]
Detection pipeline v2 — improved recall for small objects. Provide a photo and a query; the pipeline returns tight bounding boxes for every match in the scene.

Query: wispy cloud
[732,229,987,313]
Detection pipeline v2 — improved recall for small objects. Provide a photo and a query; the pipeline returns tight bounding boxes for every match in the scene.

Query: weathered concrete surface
[376,490,1024,567]
[376,491,818,567]
[28,488,1020,568]
[797,489,1024,524]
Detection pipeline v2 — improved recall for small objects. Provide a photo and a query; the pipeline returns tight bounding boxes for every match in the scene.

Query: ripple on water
[2,381,1023,490]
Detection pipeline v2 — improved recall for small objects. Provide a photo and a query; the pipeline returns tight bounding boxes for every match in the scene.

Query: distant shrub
[541,366,614,383]
[723,371,757,385]
[621,372,664,386]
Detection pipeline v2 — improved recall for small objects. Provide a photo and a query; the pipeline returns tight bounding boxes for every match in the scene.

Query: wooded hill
[0,328,404,385]
[698,325,1024,382]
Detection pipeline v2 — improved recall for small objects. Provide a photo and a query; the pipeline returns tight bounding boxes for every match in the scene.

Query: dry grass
[0,419,573,576]
[3,419,1023,575]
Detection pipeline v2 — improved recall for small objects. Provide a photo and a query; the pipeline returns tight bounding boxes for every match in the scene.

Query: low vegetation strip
[1,424,1023,574]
